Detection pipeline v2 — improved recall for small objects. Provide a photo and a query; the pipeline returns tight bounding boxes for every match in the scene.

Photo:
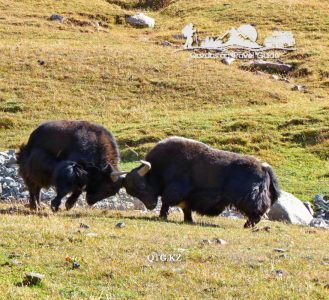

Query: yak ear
[137,160,151,177]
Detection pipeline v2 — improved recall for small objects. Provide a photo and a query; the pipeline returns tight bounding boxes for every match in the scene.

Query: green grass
[0,203,328,299]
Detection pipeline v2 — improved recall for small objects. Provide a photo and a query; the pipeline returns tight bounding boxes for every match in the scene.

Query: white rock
[271,74,279,80]
[222,57,235,65]
[126,13,155,28]
[310,218,329,229]
[267,191,313,225]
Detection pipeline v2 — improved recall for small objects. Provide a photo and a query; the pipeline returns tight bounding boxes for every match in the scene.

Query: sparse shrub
[137,0,172,10]
[0,101,24,113]
[0,116,15,129]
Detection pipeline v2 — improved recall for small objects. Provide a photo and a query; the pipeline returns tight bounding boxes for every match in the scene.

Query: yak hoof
[244,220,254,228]
[65,202,74,211]
[50,204,60,213]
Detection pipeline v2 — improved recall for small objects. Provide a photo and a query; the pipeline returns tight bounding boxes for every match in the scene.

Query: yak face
[85,165,124,205]
[124,161,157,210]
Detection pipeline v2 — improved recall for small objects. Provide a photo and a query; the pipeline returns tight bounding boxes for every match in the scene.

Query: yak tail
[262,163,280,205]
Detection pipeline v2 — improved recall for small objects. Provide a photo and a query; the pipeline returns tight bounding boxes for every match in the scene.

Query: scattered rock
[11,259,22,266]
[161,41,172,47]
[116,222,125,228]
[310,218,329,229]
[85,232,98,237]
[24,272,44,286]
[272,269,285,277]
[271,74,280,80]
[201,238,226,245]
[126,13,155,28]
[222,57,235,65]
[249,60,293,73]
[273,248,285,253]
[281,77,290,83]
[49,14,65,23]
[255,70,266,76]
[79,223,89,229]
[292,85,306,92]
[213,238,227,245]
[252,226,271,232]
[37,60,45,66]
[267,191,313,225]
[313,195,329,219]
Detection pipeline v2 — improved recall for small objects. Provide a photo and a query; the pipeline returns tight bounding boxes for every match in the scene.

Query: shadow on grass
[0,204,223,228]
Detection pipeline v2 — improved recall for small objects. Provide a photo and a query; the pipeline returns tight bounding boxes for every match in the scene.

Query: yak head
[85,164,126,206]
[124,160,158,210]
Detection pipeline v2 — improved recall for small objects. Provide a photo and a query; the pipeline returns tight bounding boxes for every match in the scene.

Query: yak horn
[137,160,151,177]
[111,171,129,182]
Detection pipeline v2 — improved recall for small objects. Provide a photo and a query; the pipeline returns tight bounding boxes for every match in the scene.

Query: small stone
[281,77,290,83]
[222,57,235,65]
[11,259,22,266]
[271,74,279,80]
[273,248,285,253]
[161,41,172,47]
[292,85,306,92]
[116,222,125,228]
[272,269,285,277]
[213,238,227,245]
[201,239,212,245]
[24,272,44,285]
[37,60,45,66]
[85,232,98,237]
[252,226,271,232]
[72,261,80,269]
[255,70,265,76]
[79,223,89,229]
[49,14,65,23]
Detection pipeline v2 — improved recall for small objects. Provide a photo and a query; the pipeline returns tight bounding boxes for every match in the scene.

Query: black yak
[17,121,126,211]
[124,137,280,227]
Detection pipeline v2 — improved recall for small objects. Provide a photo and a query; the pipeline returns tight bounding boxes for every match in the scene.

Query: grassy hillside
[0,0,328,201]
[0,203,328,299]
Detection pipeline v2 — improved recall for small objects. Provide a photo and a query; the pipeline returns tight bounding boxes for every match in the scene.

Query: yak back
[145,136,266,190]
[20,121,120,170]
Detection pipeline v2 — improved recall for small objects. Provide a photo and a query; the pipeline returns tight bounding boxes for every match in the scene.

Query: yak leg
[160,183,189,222]
[26,181,41,211]
[159,203,170,220]
[182,207,193,223]
[65,190,82,211]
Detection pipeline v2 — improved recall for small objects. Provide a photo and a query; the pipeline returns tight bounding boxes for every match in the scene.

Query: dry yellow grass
[0,1,328,297]
[0,203,328,299]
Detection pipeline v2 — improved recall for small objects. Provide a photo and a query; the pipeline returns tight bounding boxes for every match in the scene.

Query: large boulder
[126,13,155,28]
[267,191,313,225]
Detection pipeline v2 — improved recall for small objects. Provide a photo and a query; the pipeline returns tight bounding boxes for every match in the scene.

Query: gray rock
[24,272,44,285]
[267,191,313,225]
[222,57,235,65]
[49,14,65,23]
[292,85,306,92]
[116,222,125,228]
[310,218,329,229]
[126,13,155,28]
